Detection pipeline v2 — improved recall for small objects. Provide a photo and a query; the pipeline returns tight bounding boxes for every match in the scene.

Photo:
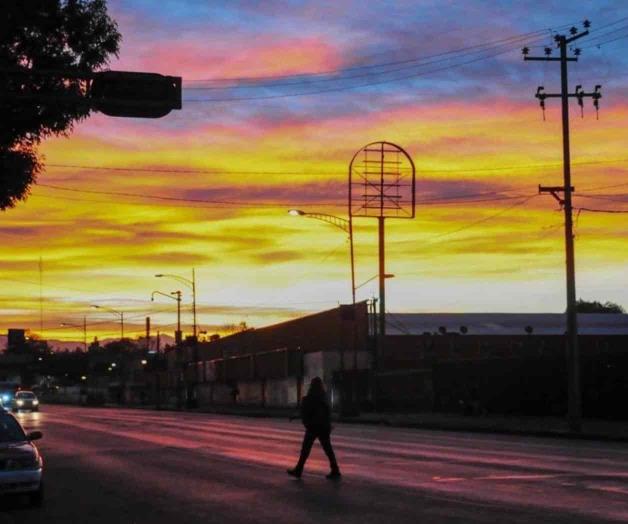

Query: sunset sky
[2,1,627,343]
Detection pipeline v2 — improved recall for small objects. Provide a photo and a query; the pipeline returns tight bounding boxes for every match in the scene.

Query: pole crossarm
[524,57,577,62]
[539,185,575,206]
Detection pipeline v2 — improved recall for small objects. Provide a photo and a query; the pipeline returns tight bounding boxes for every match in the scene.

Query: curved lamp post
[288,209,356,305]
[60,316,88,351]
[155,270,197,339]
[91,304,124,340]
[151,290,183,344]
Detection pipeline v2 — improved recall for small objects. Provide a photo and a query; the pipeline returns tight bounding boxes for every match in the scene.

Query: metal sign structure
[348,141,416,383]
[349,141,416,219]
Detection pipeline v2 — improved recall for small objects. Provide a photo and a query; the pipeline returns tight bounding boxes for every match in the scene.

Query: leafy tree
[0,0,121,209]
[575,299,626,314]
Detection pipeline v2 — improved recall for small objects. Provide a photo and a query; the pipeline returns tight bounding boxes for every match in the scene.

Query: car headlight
[16,400,24,406]
[1,394,9,403]
[33,399,39,405]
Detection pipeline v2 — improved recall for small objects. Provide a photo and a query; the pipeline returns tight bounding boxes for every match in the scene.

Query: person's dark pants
[295,427,339,473]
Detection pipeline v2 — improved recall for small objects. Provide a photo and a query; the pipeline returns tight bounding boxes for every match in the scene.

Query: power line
[184,40,550,102]
[34,182,529,209]
[424,195,538,243]
[576,207,628,214]
[37,183,332,208]
[45,157,628,176]
[582,32,628,49]
[576,193,628,203]
[186,24,577,85]
[186,29,566,91]
[29,181,628,213]
[45,163,340,176]
[183,18,628,102]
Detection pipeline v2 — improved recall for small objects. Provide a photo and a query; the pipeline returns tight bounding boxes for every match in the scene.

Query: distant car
[0,391,14,410]
[11,391,40,413]
[0,412,44,506]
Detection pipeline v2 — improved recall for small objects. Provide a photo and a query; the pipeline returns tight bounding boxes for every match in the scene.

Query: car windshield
[0,416,26,442]
[16,392,35,399]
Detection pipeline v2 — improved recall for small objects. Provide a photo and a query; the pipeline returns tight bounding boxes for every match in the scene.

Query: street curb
[355,419,628,443]
[44,402,628,443]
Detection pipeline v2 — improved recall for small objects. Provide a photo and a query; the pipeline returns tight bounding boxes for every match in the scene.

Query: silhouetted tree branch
[0,0,121,209]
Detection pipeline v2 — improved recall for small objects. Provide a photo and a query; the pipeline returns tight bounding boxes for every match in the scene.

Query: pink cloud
[112,35,345,81]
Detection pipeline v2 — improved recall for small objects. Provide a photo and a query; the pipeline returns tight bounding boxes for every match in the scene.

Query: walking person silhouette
[287,377,341,479]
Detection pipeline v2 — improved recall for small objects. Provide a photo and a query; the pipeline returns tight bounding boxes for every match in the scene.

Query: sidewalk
[191,404,628,442]
[69,401,628,442]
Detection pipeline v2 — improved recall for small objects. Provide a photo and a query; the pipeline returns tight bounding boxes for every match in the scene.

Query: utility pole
[83,316,87,352]
[175,290,182,344]
[39,257,44,338]
[192,268,197,341]
[378,216,386,351]
[523,20,602,433]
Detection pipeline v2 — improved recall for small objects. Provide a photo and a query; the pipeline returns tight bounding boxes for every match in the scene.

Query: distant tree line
[575,299,625,314]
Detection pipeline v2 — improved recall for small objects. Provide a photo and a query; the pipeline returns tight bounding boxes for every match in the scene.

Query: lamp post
[151,290,182,344]
[91,305,124,340]
[288,209,356,305]
[154,270,197,340]
[60,316,88,351]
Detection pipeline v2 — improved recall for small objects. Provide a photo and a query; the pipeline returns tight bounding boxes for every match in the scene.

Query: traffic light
[89,71,182,118]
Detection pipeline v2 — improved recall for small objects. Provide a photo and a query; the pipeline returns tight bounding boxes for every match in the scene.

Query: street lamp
[155,270,197,339]
[151,290,183,344]
[60,316,88,351]
[288,209,356,304]
[91,305,124,340]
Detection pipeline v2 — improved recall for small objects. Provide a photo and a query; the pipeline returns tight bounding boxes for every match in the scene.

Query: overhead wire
[44,157,628,176]
[424,194,539,244]
[184,38,553,102]
[183,19,628,102]
[185,24,577,85]
[185,28,569,91]
[575,207,628,214]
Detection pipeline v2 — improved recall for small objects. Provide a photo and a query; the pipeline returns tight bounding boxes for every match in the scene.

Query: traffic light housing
[89,71,182,118]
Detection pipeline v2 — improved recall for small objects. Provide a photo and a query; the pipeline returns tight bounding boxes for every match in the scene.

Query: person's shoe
[287,468,302,478]
[326,470,342,480]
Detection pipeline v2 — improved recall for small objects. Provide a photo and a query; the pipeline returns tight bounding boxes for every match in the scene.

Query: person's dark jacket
[300,393,331,433]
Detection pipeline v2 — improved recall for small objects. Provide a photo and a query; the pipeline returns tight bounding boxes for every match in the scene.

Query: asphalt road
[2,405,628,523]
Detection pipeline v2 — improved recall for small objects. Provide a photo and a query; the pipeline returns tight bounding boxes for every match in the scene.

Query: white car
[0,412,44,506]
[12,391,40,412]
